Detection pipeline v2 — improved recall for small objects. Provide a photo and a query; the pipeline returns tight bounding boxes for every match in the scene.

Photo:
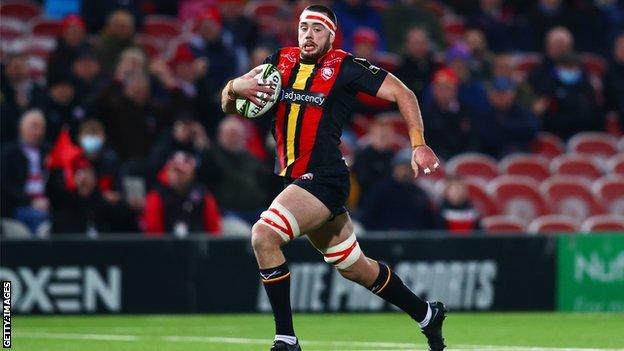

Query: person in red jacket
[143,151,221,237]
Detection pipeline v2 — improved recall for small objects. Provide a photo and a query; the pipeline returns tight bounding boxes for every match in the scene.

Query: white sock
[275,334,297,345]
[419,302,432,328]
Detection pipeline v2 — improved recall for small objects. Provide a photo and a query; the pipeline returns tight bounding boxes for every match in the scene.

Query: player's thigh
[306,212,353,250]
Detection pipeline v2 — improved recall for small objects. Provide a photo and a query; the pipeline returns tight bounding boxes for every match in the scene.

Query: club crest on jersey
[321,67,334,80]
[299,173,314,180]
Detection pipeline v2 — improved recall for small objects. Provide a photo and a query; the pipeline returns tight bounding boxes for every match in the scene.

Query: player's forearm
[395,89,426,148]
[221,79,238,114]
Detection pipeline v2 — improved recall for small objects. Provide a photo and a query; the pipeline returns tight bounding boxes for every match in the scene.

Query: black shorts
[283,170,350,218]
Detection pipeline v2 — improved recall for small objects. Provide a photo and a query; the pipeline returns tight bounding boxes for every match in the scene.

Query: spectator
[352,27,381,63]
[421,68,478,160]
[94,9,138,74]
[334,0,387,51]
[603,33,624,130]
[358,149,437,231]
[490,53,535,106]
[0,53,46,143]
[1,110,50,234]
[148,116,221,189]
[43,75,84,143]
[445,43,490,114]
[218,0,259,52]
[464,29,493,80]
[466,0,520,52]
[47,157,134,235]
[212,116,270,222]
[528,26,574,90]
[534,53,602,140]
[382,0,444,53]
[395,27,439,100]
[71,49,106,108]
[438,177,481,234]
[46,14,90,82]
[143,151,221,237]
[352,117,402,203]
[473,77,540,157]
[113,47,148,83]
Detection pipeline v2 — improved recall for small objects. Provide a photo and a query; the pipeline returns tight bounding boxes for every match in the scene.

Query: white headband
[299,10,336,36]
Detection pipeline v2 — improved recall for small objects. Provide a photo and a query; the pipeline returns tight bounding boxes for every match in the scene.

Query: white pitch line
[15,332,624,351]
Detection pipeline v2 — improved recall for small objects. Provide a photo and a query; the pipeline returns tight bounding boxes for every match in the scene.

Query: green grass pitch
[12,313,624,351]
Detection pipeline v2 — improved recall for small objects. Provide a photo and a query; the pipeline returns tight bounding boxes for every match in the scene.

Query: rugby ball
[236,63,282,119]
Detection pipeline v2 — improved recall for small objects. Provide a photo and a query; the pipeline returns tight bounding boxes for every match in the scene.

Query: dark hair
[304,4,338,27]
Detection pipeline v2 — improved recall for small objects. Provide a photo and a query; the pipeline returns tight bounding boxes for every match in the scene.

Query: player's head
[298,5,337,61]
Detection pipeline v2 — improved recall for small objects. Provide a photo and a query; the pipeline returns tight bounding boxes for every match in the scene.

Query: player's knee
[251,222,282,253]
[321,233,362,271]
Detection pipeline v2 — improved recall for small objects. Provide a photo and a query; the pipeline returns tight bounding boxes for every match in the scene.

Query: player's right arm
[221,67,276,114]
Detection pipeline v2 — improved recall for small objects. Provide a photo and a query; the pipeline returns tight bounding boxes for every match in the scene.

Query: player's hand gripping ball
[236,64,282,118]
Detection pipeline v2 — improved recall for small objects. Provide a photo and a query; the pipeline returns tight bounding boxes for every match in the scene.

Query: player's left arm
[376,73,440,177]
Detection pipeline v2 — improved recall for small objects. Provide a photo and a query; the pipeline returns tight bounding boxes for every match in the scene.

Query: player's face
[298,21,333,61]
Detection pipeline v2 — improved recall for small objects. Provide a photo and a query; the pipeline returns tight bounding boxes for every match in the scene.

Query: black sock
[369,261,428,322]
[260,262,295,336]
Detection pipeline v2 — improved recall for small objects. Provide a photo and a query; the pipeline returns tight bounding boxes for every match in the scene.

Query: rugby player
[221,5,446,350]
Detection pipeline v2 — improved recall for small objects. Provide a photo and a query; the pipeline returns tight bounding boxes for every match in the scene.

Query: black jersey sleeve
[341,55,389,96]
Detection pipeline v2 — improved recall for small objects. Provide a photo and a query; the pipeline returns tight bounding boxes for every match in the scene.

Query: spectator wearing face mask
[143,151,221,237]
[533,52,602,140]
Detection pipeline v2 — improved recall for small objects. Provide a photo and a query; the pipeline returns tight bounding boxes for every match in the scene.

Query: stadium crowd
[1,0,623,237]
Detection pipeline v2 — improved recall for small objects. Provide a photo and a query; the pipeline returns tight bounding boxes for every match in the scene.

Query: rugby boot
[270,340,302,351]
[421,301,447,351]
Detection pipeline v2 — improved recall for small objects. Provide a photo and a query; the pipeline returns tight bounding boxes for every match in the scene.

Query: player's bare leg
[251,184,331,351]
[307,214,447,350]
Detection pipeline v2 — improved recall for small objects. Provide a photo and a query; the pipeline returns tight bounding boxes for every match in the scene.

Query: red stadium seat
[541,175,606,219]
[481,215,525,234]
[136,35,164,58]
[528,215,579,234]
[245,0,281,31]
[0,17,27,40]
[568,132,618,160]
[488,175,549,222]
[514,53,542,78]
[464,178,498,217]
[29,17,62,37]
[21,36,56,58]
[607,154,624,175]
[442,17,465,44]
[447,153,499,182]
[143,15,181,39]
[530,132,565,159]
[550,154,603,181]
[580,52,607,78]
[580,215,624,232]
[375,52,400,73]
[499,154,550,182]
[592,175,624,216]
[0,1,40,21]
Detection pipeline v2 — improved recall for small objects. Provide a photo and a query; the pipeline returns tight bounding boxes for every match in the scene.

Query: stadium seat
[541,175,606,219]
[606,154,624,175]
[0,1,40,20]
[446,153,499,182]
[487,175,549,222]
[26,55,46,79]
[136,35,163,58]
[442,16,465,44]
[0,218,32,238]
[567,132,618,160]
[529,132,565,159]
[464,178,498,217]
[592,175,624,216]
[245,0,281,31]
[375,52,400,73]
[29,17,62,37]
[481,215,525,234]
[580,215,624,233]
[143,15,181,39]
[580,52,607,78]
[514,53,542,78]
[0,17,27,40]
[550,154,603,181]
[527,215,579,234]
[499,154,550,182]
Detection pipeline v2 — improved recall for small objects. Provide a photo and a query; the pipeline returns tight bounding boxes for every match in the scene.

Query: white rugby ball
[236,63,282,119]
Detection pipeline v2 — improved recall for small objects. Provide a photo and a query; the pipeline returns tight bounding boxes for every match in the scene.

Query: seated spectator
[352,27,381,63]
[358,149,437,231]
[603,33,624,130]
[466,0,518,52]
[218,0,259,52]
[421,68,478,160]
[334,0,387,51]
[446,43,490,114]
[47,157,134,235]
[148,115,221,189]
[0,53,46,143]
[1,110,50,234]
[473,77,540,157]
[528,26,574,92]
[143,151,221,237]
[352,118,401,203]
[95,9,139,74]
[534,53,602,140]
[490,53,535,107]
[438,177,481,234]
[212,116,270,222]
[464,29,493,80]
[43,75,84,143]
[46,14,90,82]
[383,0,444,53]
[396,27,439,100]
[71,49,106,108]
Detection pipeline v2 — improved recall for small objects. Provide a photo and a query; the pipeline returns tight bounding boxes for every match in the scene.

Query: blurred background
[0,0,623,317]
